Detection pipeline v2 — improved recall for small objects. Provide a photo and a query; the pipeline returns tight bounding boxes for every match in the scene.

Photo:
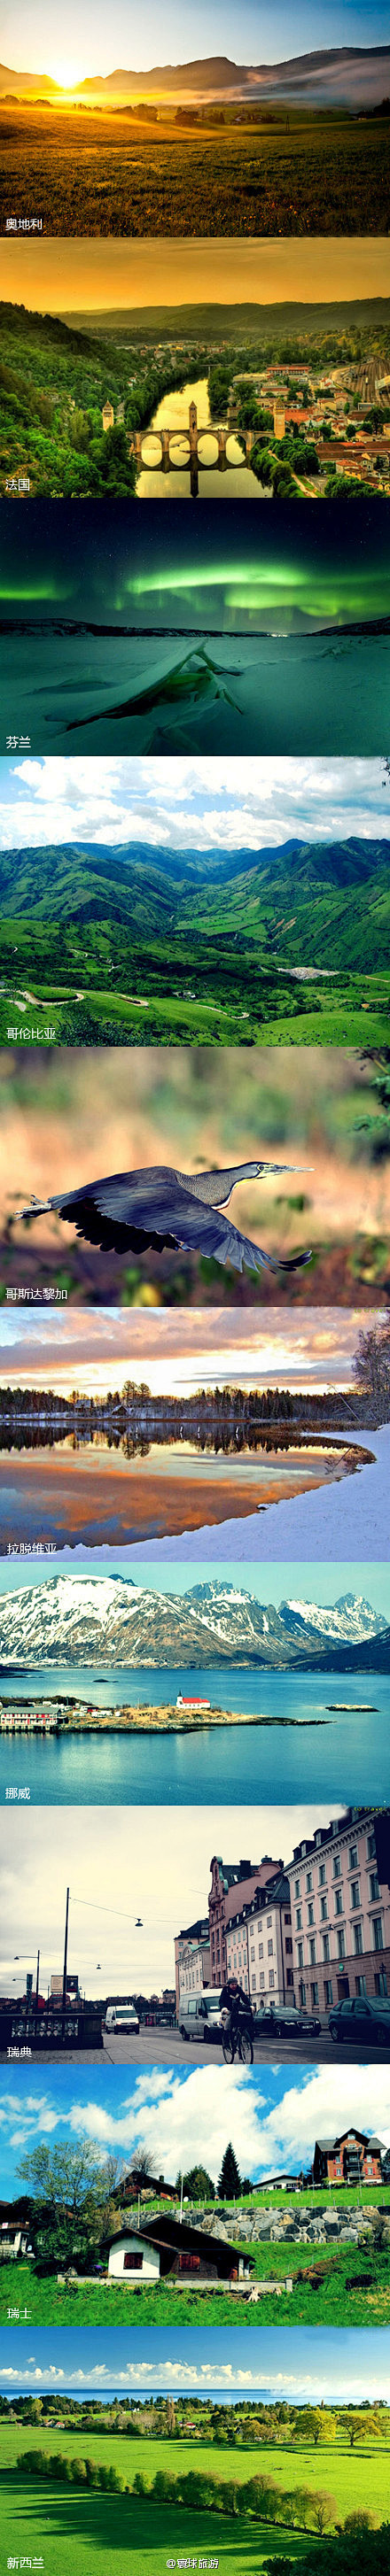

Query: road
[3,2028,390,2067]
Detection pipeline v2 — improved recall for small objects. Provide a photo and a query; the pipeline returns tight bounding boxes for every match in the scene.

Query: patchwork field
[2,105,389,233]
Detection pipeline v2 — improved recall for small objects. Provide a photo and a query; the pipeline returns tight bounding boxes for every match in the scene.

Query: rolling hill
[1,46,389,104]
[2,835,390,968]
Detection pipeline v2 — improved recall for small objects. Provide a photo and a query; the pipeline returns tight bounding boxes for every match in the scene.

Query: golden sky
[1,236,389,313]
[0,1305,378,1398]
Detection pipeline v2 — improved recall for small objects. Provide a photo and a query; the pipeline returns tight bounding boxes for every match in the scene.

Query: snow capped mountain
[0,1574,386,1669]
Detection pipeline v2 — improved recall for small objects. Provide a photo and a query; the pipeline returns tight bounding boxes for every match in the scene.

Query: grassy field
[0,2472,316,2576]
[1,986,390,1051]
[1,104,390,233]
[1,2243,389,2327]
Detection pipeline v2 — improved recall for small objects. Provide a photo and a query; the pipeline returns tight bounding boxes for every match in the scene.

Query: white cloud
[0,754,387,851]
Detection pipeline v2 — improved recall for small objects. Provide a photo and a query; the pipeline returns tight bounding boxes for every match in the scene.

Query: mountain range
[1,47,389,104]
[2,836,390,967]
[0,1576,387,1667]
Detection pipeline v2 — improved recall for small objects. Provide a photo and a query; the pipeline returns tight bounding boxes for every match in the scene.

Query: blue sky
[1,2325,389,2399]
[4,1,389,81]
[0,755,389,853]
[0,1556,387,1608]
[1,2062,390,2199]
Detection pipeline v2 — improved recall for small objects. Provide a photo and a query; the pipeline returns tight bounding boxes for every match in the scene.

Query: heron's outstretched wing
[35,1167,311,1272]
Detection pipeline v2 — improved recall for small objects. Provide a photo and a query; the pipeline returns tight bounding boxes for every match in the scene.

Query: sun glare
[50,59,83,89]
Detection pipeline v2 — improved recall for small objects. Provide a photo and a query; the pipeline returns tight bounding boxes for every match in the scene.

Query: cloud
[0,755,388,853]
[2,2064,390,2186]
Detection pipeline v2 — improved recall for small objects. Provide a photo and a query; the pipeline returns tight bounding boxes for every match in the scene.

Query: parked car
[104,2004,140,2034]
[329,1995,390,2046]
[178,1988,224,2042]
[254,2003,322,2039]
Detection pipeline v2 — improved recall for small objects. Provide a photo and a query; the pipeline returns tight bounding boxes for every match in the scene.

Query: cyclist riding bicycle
[220,1974,249,2038]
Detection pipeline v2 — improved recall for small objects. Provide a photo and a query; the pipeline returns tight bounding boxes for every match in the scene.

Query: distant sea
[0,1665,386,1805]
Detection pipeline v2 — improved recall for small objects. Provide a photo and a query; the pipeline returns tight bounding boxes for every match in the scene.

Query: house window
[123,2251,143,2270]
[179,2254,200,2272]
[323,1933,330,1963]
[267,1915,273,1928]
[354,1922,363,1955]
[258,1942,263,1960]
[350,1881,361,1910]
[250,1946,255,1962]
[324,1979,333,2007]
[348,1845,358,1872]
[308,1938,316,1967]
[334,1891,344,1917]
[370,1873,380,1903]
[310,1983,319,2007]
[332,1856,341,1879]
[367,1832,376,1860]
[318,1863,326,1888]
[296,1908,302,1931]
[259,1972,265,1989]
[320,1896,328,1922]
[306,1870,313,1893]
[373,1915,385,1951]
[268,1939,274,1957]
[298,1942,304,1969]
[269,1970,275,1990]
[307,1903,315,1928]
[337,1928,346,1960]
[251,1973,256,1990]
[294,1877,300,1899]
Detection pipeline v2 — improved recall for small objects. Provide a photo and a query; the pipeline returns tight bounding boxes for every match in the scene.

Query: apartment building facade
[208,1853,283,1989]
[225,1873,294,2007]
[285,1807,390,2015]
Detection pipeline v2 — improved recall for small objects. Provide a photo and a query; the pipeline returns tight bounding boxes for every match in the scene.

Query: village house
[312,2129,384,2186]
[103,2213,254,2287]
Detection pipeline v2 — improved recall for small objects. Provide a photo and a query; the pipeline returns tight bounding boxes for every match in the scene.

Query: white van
[178,1988,224,2043]
[105,2004,140,2034]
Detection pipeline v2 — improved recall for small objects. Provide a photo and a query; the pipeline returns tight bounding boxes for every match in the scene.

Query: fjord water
[0,1667,386,1805]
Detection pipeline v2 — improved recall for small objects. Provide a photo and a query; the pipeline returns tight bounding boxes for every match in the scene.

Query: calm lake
[0,1666,386,1806]
[0,1435,367,1551]
[136,376,268,499]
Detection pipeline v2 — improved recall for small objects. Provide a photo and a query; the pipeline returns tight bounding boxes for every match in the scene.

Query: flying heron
[16,1158,312,1274]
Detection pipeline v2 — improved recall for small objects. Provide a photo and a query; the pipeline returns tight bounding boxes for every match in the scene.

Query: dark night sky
[1,501,390,630]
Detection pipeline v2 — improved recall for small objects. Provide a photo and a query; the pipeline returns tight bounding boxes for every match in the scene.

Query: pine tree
[217,2143,241,2199]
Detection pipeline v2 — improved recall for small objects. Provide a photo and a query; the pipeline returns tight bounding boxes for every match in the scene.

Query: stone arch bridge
[129,399,254,467]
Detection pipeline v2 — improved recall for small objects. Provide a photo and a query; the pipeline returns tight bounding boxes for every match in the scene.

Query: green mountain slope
[1,835,390,967]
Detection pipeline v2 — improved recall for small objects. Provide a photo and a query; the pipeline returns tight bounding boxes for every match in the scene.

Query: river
[136,375,269,499]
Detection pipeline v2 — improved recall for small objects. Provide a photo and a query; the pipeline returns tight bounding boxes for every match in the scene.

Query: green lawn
[1,2242,388,2329]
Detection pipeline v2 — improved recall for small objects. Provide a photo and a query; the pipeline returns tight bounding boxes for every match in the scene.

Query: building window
[294,1877,300,1899]
[179,2254,200,2272]
[324,1979,333,2007]
[285,1912,292,1925]
[267,1915,273,1928]
[310,1983,319,2007]
[307,1903,314,1927]
[296,1908,302,1931]
[318,1862,326,1888]
[355,1975,366,1997]
[354,1922,363,1955]
[259,1972,265,1989]
[258,1942,263,1960]
[337,1928,346,1960]
[298,1942,304,1969]
[370,1873,380,1903]
[372,1915,385,1951]
[251,1973,256,1990]
[308,1938,316,1967]
[250,1946,255,1962]
[299,1981,307,2006]
[268,1939,274,1957]
[323,1933,330,1963]
[306,1870,313,1893]
[348,1845,358,1872]
[320,1897,328,1922]
[123,2251,143,2271]
[332,1856,341,1879]
[269,1970,275,1990]
[334,1891,344,1917]
[367,1832,376,1860]
[286,1969,294,1987]
[285,1938,292,1954]
[350,1881,361,1910]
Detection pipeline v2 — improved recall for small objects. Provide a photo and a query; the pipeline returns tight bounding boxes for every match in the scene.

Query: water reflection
[136,375,268,500]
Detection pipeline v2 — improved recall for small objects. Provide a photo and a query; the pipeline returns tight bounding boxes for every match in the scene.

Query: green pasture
[0,2472,316,2576]
[1,2235,389,2326]
[1,984,389,1051]
[2,104,389,233]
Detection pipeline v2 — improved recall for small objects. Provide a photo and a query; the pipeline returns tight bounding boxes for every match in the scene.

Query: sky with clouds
[0,755,388,853]
[0,1305,371,1400]
[0,1800,340,1997]
[0,1554,387,1609]
[0,2325,389,2400]
[4,0,390,81]
[1,2060,390,2194]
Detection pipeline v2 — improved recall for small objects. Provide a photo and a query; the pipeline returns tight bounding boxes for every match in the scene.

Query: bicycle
[221,2010,254,2066]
